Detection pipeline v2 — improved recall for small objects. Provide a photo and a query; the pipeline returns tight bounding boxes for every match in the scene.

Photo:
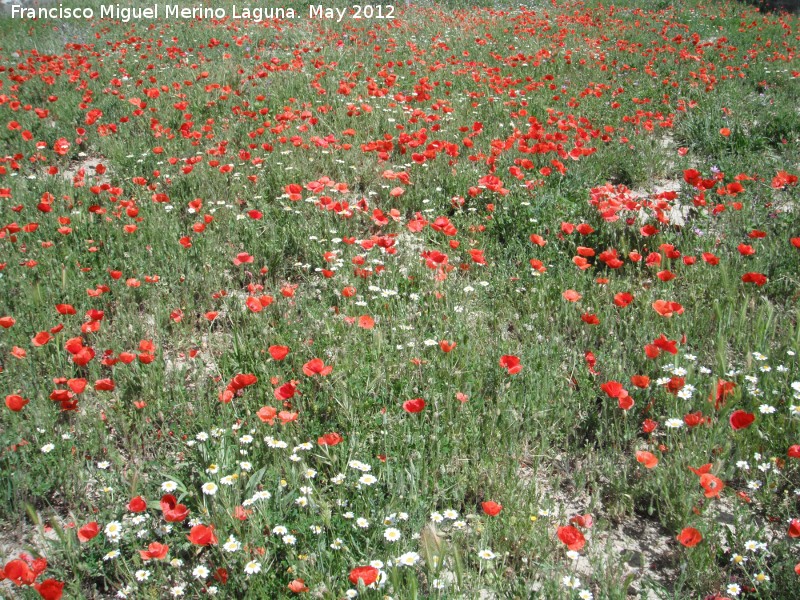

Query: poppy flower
[581,313,600,325]
[439,340,456,353]
[788,445,800,459]
[652,300,684,318]
[556,525,586,551]
[729,410,755,431]
[711,379,736,409]
[160,495,189,522]
[257,406,278,424]
[187,524,217,546]
[2,559,36,585]
[94,378,115,391]
[278,411,298,424]
[652,334,678,354]
[562,289,582,302]
[677,527,702,547]
[302,358,333,376]
[34,579,64,600]
[642,419,658,433]
[233,252,254,266]
[403,398,425,413]
[32,331,52,347]
[618,396,634,410]
[139,542,169,560]
[741,272,767,286]
[5,394,28,412]
[699,473,724,498]
[499,355,522,375]
[358,315,375,329]
[630,375,650,388]
[688,463,712,477]
[127,496,147,513]
[77,522,99,542]
[601,381,627,399]
[55,304,76,315]
[269,345,290,360]
[274,382,297,401]
[349,565,379,586]
[569,514,594,528]
[288,579,309,593]
[318,432,343,446]
[613,292,633,307]
[636,451,658,469]
[481,501,502,516]
[788,519,800,538]
[683,412,705,428]
[0,316,15,328]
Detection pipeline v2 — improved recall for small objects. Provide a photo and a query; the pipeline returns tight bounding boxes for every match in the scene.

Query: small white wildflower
[134,569,150,582]
[244,560,261,575]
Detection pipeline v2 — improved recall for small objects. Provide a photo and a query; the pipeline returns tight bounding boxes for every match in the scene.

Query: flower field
[1,0,799,597]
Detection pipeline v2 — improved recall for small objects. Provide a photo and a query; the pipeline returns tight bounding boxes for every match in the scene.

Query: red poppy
[302,358,333,376]
[642,419,657,433]
[318,432,343,446]
[677,527,702,547]
[160,495,189,522]
[556,525,586,551]
[788,445,800,459]
[652,300,684,318]
[187,524,217,546]
[711,379,736,409]
[0,316,15,328]
[788,519,800,538]
[32,331,52,347]
[278,411,298,424]
[729,410,755,431]
[257,406,278,424]
[581,313,600,325]
[636,451,658,469]
[600,381,627,399]
[562,289,582,302]
[77,522,99,542]
[741,272,767,286]
[630,375,650,388]
[439,340,457,353]
[499,355,522,375]
[683,412,705,428]
[233,252,254,266]
[358,315,375,329]
[34,579,64,600]
[481,501,503,516]
[139,542,169,560]
[269,345,290,360]
[613,292,634,307]
[2,559,36,585]
[288,579,309,593]
[94,378,115,392]
[127,496,147,513]
[5,394,29,412]
[569,514,594,528]
[403,398,425,413]
[274,382,297,401]
[349,565,379,586]
[699,474,724,498]
[55,304,76,315]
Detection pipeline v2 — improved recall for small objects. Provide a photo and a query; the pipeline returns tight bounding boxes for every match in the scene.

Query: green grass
[0,0,799,598]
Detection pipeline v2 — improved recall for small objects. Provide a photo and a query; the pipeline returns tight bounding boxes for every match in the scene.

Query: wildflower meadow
[0,0,799,598]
